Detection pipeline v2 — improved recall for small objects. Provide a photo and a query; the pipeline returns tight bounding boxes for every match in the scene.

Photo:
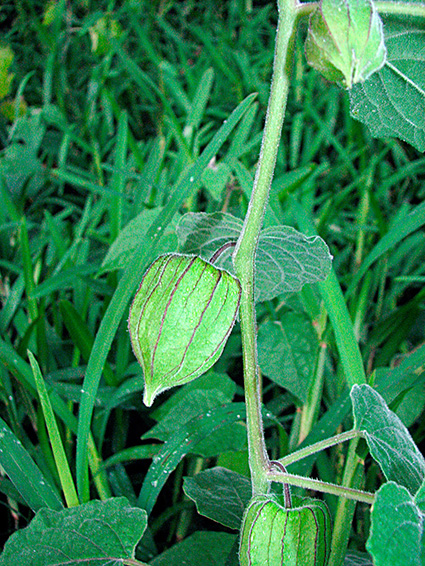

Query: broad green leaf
[416,480,425,564]
[150,372,236,422]
[137,402,246,515]
[141,374,246,458]
[0,497,148,566]
[350,19,425,152]
[254,225,332,301]
[366,482,422,566]
[183,467,251,529]
[128,254,241,406]
[257,313,318,402]
[225,539,240,566]
[177,212,332,303]
[217,450,250,477]
[101,207,178,273]
[351,384,425,494]
[150,531,237,566]
[177,212,242,274]
[415,479,425,512]
[0,417,63,512]
[306,0,386,88]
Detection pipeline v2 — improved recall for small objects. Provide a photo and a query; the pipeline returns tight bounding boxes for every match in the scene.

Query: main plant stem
[233,0,298,495]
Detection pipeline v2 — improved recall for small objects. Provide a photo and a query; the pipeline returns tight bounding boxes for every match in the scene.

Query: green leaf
[177,212,242,273]
[128,254,241,407]
[350,19,425,152]
[177,212,332,302]
[150,531,237,566]
[0,497,148,566]
[183,467,251,529]
[101,207,178,273]
[344,552,373,565]
[142,374,246,458]
[306,0,386,88]
[150,372,236,422]
[137,402,246,515]
[254,225,332,301]
[0,417,63,512]
[201,160,232,201]
[415,478,425,512]
[351,384,425,494]
[1,113,45,198]
[348,201,425,297]
[0,46,14,99]
[28,351,79,508]
[374,343,425,407]
[257,314,318,402]
[366,482,423,566]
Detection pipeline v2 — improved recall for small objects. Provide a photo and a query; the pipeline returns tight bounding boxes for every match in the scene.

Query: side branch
[266,469,375,505]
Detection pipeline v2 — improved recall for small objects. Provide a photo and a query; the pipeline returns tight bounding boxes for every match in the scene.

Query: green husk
[128,253,241,406]
[239,494,331,566]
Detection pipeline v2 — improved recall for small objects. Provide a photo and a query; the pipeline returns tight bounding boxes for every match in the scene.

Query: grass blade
[28,351,79,508]
[347,200,425,297]
[0,339,111,501]
[293,199,367,388]
[0,416,63,512]
[109,111,128,242]
[76,93,257,502]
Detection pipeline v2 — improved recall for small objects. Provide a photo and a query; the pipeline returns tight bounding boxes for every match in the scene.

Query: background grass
[1,0,424,560]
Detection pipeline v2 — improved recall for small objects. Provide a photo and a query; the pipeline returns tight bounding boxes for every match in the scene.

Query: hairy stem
[278,429,362,467]
[233,0,298,495]
[266,466,373,505]
[375,1,425,17]
[289,0,425,18]
[271,460,292,508]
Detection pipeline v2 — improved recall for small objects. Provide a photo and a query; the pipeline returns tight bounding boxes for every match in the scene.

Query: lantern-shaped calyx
[128,253,241,406]
[239,494,331,566]
[305,0,386,89]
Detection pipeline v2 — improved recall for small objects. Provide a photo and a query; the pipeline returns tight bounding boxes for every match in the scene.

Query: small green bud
[305,0,386,89]
[128,253,241,406]
[239,494,331,566]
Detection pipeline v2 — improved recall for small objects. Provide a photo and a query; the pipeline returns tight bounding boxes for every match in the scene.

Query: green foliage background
[0,0,424,564]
